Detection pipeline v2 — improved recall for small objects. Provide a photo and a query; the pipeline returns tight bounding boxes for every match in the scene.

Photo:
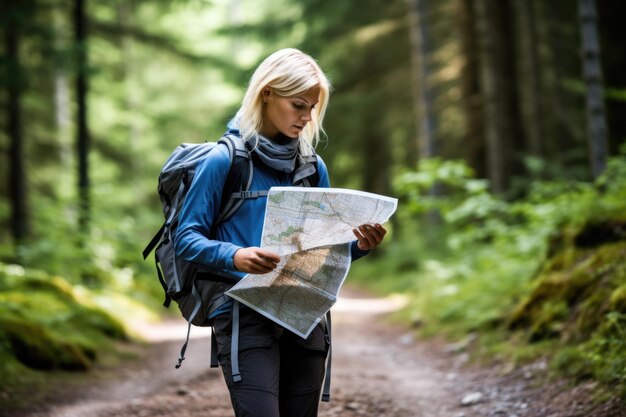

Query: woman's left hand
[353,223,387,251]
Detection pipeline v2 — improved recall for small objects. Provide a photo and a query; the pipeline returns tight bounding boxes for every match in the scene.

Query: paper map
[225,187,398,338]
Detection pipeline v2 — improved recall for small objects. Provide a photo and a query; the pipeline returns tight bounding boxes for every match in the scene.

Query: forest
[1,0,626,413]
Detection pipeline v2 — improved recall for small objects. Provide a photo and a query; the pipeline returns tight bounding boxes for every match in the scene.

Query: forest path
[12,287,626,417]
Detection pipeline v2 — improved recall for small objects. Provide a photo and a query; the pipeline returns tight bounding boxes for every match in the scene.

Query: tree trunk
[515,0,543,163]
[53,7,72,168]
[362,129,392,196]
[457,0,486,178]
[595,0,626,156]
[534,1,568,166]
[406,0,441,226]
[118,2,141,182]
[475,0,525,193]
[74,0,90,231]
[579,0,608,178]
[407,0,438,162]
[5,2,28,249]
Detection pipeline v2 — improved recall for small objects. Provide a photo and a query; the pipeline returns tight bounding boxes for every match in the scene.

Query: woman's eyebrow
[296,97,318,106]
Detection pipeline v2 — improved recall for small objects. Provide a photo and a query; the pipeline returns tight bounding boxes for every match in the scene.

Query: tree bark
[457,0,486,178]
[475,0,525,193]
[118,2,141,181]
[579,0,609,178]
[53,7,72,168]
[362,129,392,196]
[407,0,438,161]
[595,0,626,156]
[74,0,90,231]
[515,0,543,163]
[5,2,28,248]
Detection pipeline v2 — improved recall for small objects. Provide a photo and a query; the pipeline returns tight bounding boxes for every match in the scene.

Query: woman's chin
[282,131,300,139]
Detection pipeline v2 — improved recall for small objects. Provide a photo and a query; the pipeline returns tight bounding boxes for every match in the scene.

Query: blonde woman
[176,48,386,417]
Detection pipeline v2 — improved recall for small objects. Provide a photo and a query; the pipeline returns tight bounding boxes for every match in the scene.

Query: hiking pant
[212,304,329,417]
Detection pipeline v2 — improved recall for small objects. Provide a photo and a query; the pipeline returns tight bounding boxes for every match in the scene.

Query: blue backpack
[143,133,319,366]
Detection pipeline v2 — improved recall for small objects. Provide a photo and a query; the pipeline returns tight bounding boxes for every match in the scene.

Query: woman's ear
[262,87,271,102]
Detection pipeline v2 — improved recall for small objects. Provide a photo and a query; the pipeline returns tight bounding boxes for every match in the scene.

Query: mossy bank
[510,220,626,396]
[0,263,149,411]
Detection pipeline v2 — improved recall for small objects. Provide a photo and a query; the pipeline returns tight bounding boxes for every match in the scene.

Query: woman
[175,48,387,417]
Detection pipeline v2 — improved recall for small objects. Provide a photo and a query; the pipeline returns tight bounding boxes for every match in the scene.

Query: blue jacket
[175,139,369,284]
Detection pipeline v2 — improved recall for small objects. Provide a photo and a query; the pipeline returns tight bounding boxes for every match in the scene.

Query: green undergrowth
[0,262,161,409]
[511,235,626,395]
[350,153,626,399]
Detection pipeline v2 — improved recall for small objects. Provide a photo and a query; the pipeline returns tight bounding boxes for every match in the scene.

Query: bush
[350,154,626,396]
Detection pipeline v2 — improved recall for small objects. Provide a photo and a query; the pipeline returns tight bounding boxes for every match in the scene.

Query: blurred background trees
[1,0,624,268]
[1,0,626,398]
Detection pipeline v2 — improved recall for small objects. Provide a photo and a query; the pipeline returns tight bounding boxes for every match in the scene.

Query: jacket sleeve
[174,145,242,273]
[315,155,370,262]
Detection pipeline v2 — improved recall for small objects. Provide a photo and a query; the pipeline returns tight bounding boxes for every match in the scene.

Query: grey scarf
[254,134,300,173]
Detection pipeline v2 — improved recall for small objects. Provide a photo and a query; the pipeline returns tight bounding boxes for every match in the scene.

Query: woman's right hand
[233,247,281,274]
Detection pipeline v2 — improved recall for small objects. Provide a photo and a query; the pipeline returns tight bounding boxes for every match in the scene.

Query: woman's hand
[234,247,281,274]
[353,223,387,251]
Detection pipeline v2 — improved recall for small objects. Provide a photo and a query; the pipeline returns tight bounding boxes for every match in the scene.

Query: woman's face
[261,86,320,140]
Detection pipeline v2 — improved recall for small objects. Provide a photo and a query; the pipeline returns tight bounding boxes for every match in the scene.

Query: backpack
[142,133,320,368]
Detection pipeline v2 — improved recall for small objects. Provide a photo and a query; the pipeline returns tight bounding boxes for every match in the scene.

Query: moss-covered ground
[0,262,160,411]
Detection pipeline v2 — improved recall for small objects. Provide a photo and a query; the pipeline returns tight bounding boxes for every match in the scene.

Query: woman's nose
[302,109,312,122]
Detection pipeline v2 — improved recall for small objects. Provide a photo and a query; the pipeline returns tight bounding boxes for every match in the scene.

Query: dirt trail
[10,288,626,417]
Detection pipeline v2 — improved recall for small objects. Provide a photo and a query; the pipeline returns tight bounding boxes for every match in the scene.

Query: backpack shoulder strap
[294,151,319,187]
[212,135,255,235]
[212,136,319,235]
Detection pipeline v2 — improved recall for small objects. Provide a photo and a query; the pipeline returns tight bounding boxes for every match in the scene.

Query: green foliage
[353,153,626,396]
[554,311,626,397]
[0,261,132,394]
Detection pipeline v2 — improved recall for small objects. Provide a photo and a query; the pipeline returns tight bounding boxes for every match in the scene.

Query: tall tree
[117,2,140,182]
[53,6,73,169]
[407,0,438,162]
[475,0,525,193]
[457,0,486,178]
[579,0,608,178]
[515,0,544,163]
[74,0,90,231]
[596,0,626,155]
[3,1,31,250]
[297,0,411,193]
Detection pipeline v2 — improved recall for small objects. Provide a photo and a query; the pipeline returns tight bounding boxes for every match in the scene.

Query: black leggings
[213,305,329,417]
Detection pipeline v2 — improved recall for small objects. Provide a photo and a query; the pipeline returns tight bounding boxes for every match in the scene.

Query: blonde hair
[232,48,331,156]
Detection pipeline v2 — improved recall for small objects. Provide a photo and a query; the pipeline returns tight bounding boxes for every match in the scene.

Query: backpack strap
[143,223,165,260]
[145,178,190,308]
[142,175,187,260]
[154,251,172,308]
[321,310,332,402]
[231,300,242,382]
[211,135,257,236]
[294,153,319,186]
[175,281,204,369]
[210,329,219,368]
[213,137,319,235]
[229,190,269,199]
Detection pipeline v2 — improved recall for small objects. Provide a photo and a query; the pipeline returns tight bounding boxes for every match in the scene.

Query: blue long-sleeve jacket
[174,140,369,284]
